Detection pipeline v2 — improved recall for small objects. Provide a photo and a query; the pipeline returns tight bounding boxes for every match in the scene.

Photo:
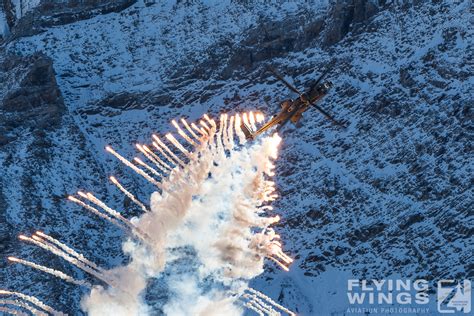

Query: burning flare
[109,176,149,213]
[0,290,65,315]
[8,112,293,316]
[8,256,91,288]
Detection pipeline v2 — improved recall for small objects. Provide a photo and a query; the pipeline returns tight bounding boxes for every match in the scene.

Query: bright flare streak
[221,114,229,150]
[172,120,197,146]
[246,300,273,316]
[0,299,43,316]
[227,115,235,149]
[201,115,217,145]
[8,257,91,288]
[77,191,88,199]
[256,113,265,123]
[267,215,280,224]
[249,111,257,131]
[180,118,200,141]
[84,192,149,242]
[264,186,276,194]
[247,288,296,316]
[152,135,186,168]
[68,196,129,232]
[243,294,277,316]
[35,231,106,274]
[242,112,251,132]
[136,144,170,173]
[200,120,212,136]
[105,146,162,188]
[271,240,282,247]
[0,305,28,316]
[235,114,246,144]
[280,252,294,264]
[214,114,224,153]
[200,127,209,137]
[191,122,208,137]
[268,133,282,160]
[142,145,172,172]
[0,290,63,315]
[165,133,191,157]
[151,141,177,167]
[268,256,289,271]
[203,114,217,130]
[84,192,130,225]
[273,252,292,265]
[264,195,277,202]
[27,235,114,287]
[266,180,276,186]
[244,302,264,316]
[134,157,162,178]
[110,176,149,213]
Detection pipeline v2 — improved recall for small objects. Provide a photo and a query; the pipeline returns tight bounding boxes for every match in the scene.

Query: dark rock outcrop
[1,0,16,28]
[1,53,65,145]
[324,0,380,45]
[5,0,137,40]
[180,1,381,81]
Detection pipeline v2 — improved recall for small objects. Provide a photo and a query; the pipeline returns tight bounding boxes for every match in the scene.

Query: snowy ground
[1,0,472,315]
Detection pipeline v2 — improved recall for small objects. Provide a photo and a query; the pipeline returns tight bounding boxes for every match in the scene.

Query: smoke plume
[7,113,294,315]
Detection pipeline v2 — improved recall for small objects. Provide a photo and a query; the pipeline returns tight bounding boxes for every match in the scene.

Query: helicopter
[242,65,345,139]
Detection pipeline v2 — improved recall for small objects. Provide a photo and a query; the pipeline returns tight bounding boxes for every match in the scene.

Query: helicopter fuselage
[247,81,332,138]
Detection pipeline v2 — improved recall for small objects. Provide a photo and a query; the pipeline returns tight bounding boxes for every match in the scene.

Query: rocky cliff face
[1,53,64,133]
[8,0,137,39]
[0,0,472,314]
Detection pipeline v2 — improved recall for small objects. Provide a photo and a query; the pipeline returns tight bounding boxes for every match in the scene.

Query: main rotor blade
[309,100,345,127]
[267,66,302,96]
[309,65,333,92]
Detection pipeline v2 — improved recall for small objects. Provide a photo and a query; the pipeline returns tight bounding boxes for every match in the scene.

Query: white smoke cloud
[77,114,290,315]
[163,275,243,316]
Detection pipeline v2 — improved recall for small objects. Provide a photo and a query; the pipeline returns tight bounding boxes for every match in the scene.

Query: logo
[346,279,431,314]
[438,280,471,313]
[347,279,429,305]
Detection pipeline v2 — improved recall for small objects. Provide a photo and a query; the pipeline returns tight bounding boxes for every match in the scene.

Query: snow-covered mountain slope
[1,0,472,314]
